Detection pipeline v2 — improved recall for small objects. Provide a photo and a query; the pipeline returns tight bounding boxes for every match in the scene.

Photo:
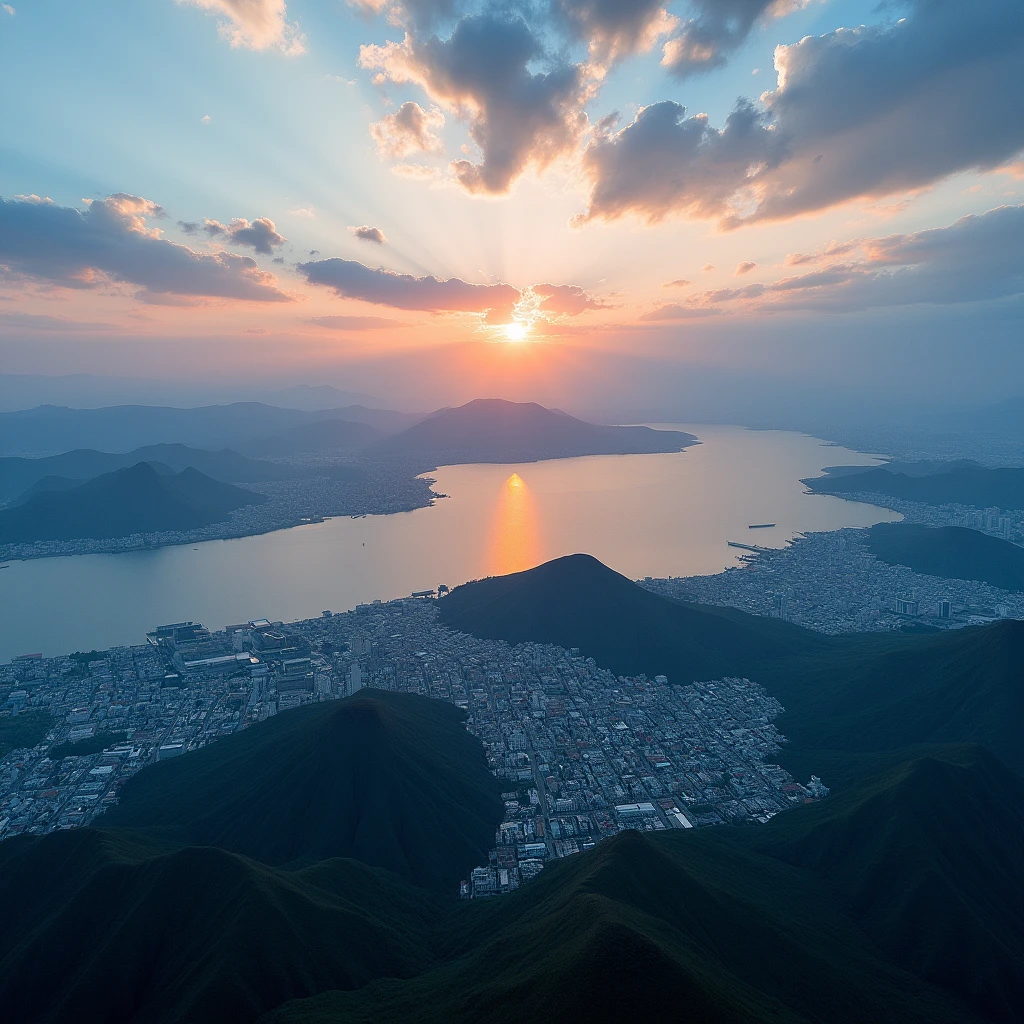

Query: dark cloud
[0,194,291,302]
[763,204,1024,312]
[580,0,1024,226]
[305,314,402,329]
[351,225,387,244]
[361,12,588,194]
[662,0,802,78]
[297,256,519,317]
[533,282,607,316]
[203,216,286,254]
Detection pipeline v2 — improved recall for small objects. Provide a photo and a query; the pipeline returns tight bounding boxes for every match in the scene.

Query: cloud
[350,225,388,244]
[579,0,1024,226]
[551,0,675,65]
[761,204,1024,312]
[181,0,305,54]
[577,98,782,224]
[662,0,811,78]
[201,114,212,124]
[0,193,290,303]
[640,303,722,320]
[349,0,460,32]
[532,283,607,316]
[1,4,15,15]
[202,217,286,254]
[664,278,690,288]
[784,240,857,266]
[370,101,445,159]
[298,256,519,317]
[288,205,316,218]
[305,315,402,329]
[735,261,757,275]
[360,12,589,194]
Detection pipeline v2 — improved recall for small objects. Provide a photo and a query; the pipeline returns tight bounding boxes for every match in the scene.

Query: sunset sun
[503,321,529,342]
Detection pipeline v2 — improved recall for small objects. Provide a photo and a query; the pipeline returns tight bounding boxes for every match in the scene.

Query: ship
[748,523,776,529]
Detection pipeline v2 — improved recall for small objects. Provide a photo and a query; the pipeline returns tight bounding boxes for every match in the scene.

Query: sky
[0,0,1022,416]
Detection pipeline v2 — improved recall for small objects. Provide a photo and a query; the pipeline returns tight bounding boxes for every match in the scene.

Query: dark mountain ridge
[0,462,265,543]
[865,521,1024,591]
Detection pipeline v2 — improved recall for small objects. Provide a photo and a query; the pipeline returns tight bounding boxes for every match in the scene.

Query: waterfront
[0,425,897,661]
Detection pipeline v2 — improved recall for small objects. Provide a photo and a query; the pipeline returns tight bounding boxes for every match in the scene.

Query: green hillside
[866,522,1024,590]
[102,691,503,889]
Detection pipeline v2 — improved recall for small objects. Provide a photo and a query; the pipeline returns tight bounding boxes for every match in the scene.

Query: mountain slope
[0,462,265,543]
[238,419,385,457]
[272,747,1021,1024]
[371,399,696,464]
[866,522,1024,591]
[0,827,444,1024]
[805,464,1024,509]
[101,691,503,889]
[440,553,825,684]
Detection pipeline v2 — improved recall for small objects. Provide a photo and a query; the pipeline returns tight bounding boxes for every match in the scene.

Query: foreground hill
[272,744,1023,1024]
[865,522,1024,591]
[0,462,265,543]
[102,691,502,890]
[371,399,696,464]
[0,443,291,504]
[442,554,1024,777]
[805,463,1024,509]
[440,554,821,683]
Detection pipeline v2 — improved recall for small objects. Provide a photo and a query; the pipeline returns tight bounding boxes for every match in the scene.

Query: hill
[271,745,1022,1024]
[101,691,503,889]
[371,399,696,464]
[0,827,444,1024]
[440,553,825,683]
[0,443,290,504]
[238,419,385,457]
[805,464,1024,509]
[0,462,265,543]
[441,554,1024,777]
[865,522,1024,591]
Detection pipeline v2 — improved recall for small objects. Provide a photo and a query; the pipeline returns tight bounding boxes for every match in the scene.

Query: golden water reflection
[485,472,544,576]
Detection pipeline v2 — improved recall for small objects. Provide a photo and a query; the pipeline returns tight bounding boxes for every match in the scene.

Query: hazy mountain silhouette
[0,443,291,504]
[237,419,386,457]
[0,462,265,543]
[372,399,696,464]
[865,522,1024,591]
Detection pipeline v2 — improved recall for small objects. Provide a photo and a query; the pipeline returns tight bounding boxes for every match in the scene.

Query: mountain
[866,522,1024,591]
[805,464,1024,509]
[0,403,416,457]
[271,744,1023,1024]
[0,443,291,504]
[442,554,1024,777]
[441,553,825,684]
[260,385,381,411]
[102,691,503,889]
[0,462,265,543]
[237,419,385,457]
[371,399,696,464]
[0,827,445,1024]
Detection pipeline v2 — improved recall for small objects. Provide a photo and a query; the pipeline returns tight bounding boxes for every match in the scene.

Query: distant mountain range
[371,399,696,464]
[2,689,1020,1022]
[237,419,386,457]
[0,402,419,457]
[0,462,265,543]
[866,522,1024,591]
[805,463,1024,509]
[0,443,293,505]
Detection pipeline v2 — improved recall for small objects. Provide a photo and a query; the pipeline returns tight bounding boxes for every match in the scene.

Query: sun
[503,320,529,342]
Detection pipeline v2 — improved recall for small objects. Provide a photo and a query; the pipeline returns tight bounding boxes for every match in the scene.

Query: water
[0,424,898,661]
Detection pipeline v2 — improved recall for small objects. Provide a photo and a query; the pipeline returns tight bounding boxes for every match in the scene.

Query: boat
[748,523,776,529]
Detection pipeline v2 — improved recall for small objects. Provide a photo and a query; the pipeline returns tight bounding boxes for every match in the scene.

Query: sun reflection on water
[486,472,543,576]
